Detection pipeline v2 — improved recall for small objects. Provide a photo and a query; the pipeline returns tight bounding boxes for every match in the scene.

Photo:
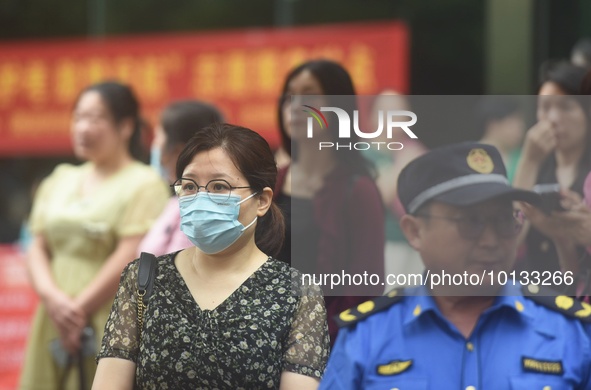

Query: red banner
[0,22,408,156]
[0,245,38,390]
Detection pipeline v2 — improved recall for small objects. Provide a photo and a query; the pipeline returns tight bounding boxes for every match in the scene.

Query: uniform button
[466,386,476,390]
[466,342,474,351]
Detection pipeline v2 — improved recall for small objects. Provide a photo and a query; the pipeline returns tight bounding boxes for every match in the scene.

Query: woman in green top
[19,81,169,389]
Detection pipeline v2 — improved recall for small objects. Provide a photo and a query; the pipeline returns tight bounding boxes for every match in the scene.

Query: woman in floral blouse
[93,123,329,389]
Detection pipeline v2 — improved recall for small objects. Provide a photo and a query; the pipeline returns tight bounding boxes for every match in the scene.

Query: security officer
[319,142,591,390]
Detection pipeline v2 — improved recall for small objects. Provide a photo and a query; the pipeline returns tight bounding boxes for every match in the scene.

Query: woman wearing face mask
[514,62,591,283]
[138,100,224,256]
[19,81,169,389]
[93,123,329,390]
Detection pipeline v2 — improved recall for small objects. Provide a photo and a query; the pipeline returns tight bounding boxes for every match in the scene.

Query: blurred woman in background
[274,59,385,344]
[138,100,224,256]
[514,62,591,287]
[19,81,169,389]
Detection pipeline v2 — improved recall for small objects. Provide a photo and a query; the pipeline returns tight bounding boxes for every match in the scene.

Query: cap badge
[467,148,494,174]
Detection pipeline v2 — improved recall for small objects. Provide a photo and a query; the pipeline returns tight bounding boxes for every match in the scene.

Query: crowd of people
[16,49,591,389]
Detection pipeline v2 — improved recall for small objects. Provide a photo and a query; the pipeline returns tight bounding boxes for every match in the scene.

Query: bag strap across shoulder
[138,252,157,303]
[137,252,157,338]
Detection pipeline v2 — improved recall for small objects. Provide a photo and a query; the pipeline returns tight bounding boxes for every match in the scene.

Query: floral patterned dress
[97,253,329,389]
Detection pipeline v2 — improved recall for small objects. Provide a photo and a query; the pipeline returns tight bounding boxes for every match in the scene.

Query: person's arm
[548,193,591,285]
[24,166,87,351]
[553,191,591,247]
[282,283,330,389]
[94,261,141,387]
[513,120,557,246]
[520,202,581,275]
[512,120,556,190]
[92,358,136,390]
[75,235,143,318]
[26,233,86,352]
[78,175,169,318]
[26,234,57,298]
[279,372,319,390]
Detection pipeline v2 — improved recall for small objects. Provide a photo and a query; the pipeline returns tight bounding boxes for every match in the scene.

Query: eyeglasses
[414,211,524,240]
[171,178,252,204]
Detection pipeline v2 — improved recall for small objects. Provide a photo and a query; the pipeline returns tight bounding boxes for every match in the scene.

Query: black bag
[136,252,157,338]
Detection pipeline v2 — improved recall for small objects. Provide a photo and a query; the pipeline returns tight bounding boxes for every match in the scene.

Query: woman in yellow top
[19,81,169,389]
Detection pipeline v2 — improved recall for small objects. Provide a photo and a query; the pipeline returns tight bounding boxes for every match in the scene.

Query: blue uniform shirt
[320,286,591,390]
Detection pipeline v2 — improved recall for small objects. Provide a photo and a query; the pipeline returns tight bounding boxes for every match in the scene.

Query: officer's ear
[400,214,423,251]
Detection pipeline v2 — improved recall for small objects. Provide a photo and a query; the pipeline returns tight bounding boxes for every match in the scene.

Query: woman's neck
[91,151,134,178]
[287,143,337,198]
[555,145,585,168]
[191,241,267,277]
[292,142,336,176]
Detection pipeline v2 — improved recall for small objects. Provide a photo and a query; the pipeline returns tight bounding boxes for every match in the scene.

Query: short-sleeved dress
[97,253,330,389]
[19,162,169,390]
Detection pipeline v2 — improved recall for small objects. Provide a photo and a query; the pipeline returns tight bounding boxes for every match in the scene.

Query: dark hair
[539,62,591,181]
[277,59,374,177]
[540,62,591,125]
[176,123,285,257]
[540,61,588,96]
[539,61,590,124]
[79,81,146,161]
[474,96,521,139]
[161,100,224,152]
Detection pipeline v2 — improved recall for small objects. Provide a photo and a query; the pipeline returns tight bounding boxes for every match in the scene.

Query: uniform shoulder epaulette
[521,283,591,323]
[334,288,404,328]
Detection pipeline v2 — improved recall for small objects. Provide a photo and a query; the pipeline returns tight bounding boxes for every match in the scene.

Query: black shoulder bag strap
[137,252,157,339]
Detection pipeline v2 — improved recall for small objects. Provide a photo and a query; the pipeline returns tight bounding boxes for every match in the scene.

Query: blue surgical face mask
[150,146,167,180]
[179,192,258,254]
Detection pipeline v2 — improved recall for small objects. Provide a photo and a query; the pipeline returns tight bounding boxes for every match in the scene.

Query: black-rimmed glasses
[414,211,524,240]
[171,178,251,204]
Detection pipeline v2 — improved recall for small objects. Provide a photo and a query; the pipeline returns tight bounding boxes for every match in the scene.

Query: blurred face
[281,69,328,142]
[402,199,519,294]
[537,82,588,152]
[181,147,259,247]
[71,91,126,162]
[152,125,179,183]
[161,144,181,184]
